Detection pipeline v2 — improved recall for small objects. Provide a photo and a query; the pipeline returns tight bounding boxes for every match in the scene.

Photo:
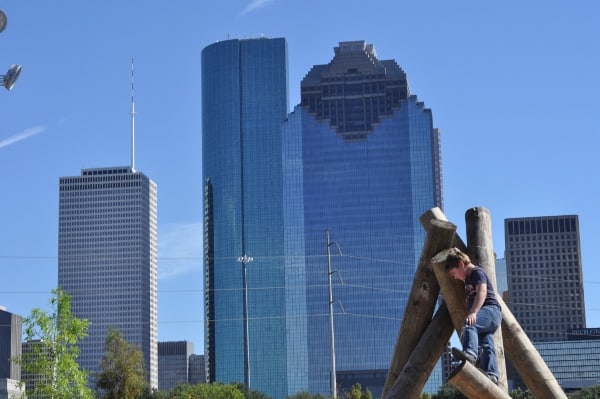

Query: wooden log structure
[383,206,566,399]
[384,303,454,399]
[382,207,457,398]
[448,360,512,399]
[465,207,508,390]
[498,295,567,399]
[431,249,467,333]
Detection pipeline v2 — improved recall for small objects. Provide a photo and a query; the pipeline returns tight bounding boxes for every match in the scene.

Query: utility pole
[326,229,337,399]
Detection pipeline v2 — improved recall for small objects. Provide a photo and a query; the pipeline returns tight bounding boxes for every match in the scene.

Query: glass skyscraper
[202,38,290,399]
[58,166,158,387]
[283,41,443,397]
[202,39,443,398]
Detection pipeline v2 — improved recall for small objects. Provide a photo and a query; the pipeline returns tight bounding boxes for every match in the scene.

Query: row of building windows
[506,217,577,235]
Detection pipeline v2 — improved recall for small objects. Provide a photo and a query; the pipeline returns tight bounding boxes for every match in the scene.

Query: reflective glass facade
[203,39,444,398]
[283,41,443,396]
[202,38,290,399]
[58,167,158,387]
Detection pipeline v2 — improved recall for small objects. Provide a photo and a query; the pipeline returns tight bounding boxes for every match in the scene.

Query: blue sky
[1,1,599,353]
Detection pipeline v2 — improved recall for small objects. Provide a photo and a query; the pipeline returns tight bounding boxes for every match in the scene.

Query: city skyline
[1,1,600,358]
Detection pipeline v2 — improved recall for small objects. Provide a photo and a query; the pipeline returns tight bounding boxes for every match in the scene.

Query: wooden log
[384,303,454,399]
[498,295,567,399]
[431,249,467,333]
[434,218,566,398]
[382,207,457,397]
[465,207,508,391]
[449,360,512,399]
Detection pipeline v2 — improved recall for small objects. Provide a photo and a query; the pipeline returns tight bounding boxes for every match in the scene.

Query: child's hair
[444,247,471,271]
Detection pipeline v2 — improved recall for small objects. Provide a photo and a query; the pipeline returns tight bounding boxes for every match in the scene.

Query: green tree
[16,287,93,399]
[235,382,273,399]
[96,327,147,399]
[431,384,467,399]
[510,387,534,399]
[343,383,372,399]
[168,382,244,399]
[568,385,600,399]
[284,392,326,399]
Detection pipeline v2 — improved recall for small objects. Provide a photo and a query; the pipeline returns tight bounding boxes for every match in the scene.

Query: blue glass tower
[202,38,289,399]
[282,41,443,397]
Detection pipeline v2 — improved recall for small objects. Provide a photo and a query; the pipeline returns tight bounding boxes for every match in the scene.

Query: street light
[1,64,22,91]
[237,254,253,388]
[1,9,23,91]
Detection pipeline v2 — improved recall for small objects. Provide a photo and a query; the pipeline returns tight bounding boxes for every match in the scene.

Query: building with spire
[57,63,157,387]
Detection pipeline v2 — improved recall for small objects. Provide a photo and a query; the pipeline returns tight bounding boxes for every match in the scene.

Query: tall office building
[202,37,289,399]
[202,39,443,398]
[505,215,586,342]
[282,41,443,397]
[58,166,158,387]
[158,341,194,391]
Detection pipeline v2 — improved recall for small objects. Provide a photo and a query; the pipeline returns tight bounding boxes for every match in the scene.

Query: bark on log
[499,295,568,399]
[431,249,467,333]
[382,208,456,397]
[449,360,512,399]
[384,303,454,399]
[465,207,508,390]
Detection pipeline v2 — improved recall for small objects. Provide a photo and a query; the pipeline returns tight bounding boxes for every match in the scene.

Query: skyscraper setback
[58,166,158,387]
[202,39,443,398]
[283,41,443,397]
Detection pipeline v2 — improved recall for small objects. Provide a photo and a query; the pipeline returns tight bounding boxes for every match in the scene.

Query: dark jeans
[461,305,502,377]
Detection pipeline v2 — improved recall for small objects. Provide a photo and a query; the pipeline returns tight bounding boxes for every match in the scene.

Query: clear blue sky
[1,1,599,353]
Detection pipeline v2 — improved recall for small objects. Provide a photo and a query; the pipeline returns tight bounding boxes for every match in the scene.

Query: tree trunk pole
[464,207,508,391]
[449,360,512,399]
[498,295,568,399]
[384,303,454,399]
[382,207,456,398]
[431,249,467,333]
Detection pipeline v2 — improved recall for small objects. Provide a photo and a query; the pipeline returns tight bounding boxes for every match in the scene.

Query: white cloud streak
[0,126,46,149]
[239,0,277,16]
[158,222,203,280]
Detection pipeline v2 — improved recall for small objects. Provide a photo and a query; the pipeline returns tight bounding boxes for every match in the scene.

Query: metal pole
[326,229,337,399]
[238,254,253,388]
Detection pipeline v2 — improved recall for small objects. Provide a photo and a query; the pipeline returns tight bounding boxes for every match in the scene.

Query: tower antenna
[130,57,136,172]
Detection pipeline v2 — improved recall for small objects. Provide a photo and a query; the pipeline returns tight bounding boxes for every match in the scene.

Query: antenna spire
[130,57,136,172]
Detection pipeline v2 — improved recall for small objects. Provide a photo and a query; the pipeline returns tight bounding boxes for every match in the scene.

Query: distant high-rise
[0,307,23,399]
[158,341,194,391]
[0,308,21,381]
[202,37,289,399]
[58,166,158,387]
[505,215,586,342]
[283,40,443,397]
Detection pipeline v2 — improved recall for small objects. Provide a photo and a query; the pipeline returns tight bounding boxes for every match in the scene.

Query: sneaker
[451,347,476,365]
[487,374,499,385]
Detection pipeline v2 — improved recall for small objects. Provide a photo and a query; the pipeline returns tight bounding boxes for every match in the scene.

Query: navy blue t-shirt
[465,266,500,311]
